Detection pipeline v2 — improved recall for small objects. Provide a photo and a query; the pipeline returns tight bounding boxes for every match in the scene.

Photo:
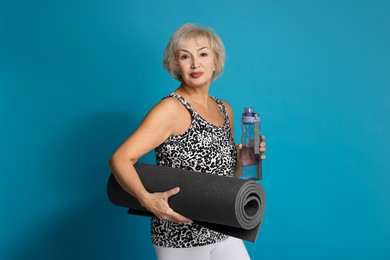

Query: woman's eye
[180,55,189,60]
[200,52,208,57]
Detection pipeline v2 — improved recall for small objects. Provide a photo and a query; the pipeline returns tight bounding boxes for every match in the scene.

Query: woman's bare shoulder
[151,96,186,115]
[143,96,189,126]
[149,96,191,135]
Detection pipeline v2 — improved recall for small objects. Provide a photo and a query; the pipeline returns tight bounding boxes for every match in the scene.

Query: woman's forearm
[109,154,151,206]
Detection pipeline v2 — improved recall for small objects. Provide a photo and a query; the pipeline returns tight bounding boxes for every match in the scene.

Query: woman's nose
[191,59,200,69]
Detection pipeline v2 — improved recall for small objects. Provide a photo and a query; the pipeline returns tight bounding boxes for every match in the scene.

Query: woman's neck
[176,84,210,108]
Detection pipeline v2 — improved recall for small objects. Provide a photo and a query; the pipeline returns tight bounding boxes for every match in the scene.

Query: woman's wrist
[138,190,153,208]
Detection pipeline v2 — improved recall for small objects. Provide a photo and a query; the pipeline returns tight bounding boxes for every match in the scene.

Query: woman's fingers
[260,135,266,160]
[260,141,266,153]
[166,209,193,223]
[163,187,180,199]
[155,187,193,223]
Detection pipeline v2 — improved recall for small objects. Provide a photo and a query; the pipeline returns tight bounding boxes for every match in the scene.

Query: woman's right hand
[141,187,193,224]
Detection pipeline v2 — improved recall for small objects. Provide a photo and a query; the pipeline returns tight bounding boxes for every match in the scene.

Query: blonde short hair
[163,23,225,82]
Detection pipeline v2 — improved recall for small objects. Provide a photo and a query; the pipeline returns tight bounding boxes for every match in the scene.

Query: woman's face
[177,37,216,88]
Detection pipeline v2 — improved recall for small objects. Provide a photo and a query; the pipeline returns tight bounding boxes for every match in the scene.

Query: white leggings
[153,237,251,260]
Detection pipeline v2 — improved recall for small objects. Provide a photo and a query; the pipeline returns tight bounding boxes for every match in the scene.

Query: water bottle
[240,108,262,180]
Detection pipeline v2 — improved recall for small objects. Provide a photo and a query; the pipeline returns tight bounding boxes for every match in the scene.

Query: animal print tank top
[152,92,237,248]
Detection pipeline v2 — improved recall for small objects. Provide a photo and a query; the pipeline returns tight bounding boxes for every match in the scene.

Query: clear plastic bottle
[240,108,262,180]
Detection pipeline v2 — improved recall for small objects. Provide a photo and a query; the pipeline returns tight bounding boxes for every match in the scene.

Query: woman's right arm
[109,98,192,223]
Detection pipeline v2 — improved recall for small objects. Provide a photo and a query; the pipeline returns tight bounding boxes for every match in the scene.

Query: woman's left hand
[260,135,266,160]
[234,135,267,177]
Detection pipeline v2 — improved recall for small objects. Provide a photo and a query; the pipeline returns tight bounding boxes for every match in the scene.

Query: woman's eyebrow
[196,46,209,51]
[179,46,209,52]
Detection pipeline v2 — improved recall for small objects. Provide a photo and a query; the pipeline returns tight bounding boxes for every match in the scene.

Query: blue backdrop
[1,0,389,259]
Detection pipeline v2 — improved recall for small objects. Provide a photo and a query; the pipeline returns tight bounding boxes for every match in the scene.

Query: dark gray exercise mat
[107,163,266,242]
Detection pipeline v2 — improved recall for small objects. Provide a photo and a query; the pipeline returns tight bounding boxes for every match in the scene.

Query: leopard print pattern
[152,92,237,248]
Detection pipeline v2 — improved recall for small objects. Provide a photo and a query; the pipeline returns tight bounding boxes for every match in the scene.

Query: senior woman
[109,23,266,260]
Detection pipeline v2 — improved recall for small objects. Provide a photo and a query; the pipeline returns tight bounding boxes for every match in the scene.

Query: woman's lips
[190,72,203,78]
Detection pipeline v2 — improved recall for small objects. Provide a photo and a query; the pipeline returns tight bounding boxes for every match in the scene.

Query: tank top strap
[210,96,230,123]
[165,92,197,116]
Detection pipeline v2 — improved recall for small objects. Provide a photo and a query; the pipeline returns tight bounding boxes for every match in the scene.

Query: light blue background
[1,0,389,259]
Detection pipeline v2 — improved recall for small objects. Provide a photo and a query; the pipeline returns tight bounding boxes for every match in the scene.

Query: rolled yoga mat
[107,163,266,242]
